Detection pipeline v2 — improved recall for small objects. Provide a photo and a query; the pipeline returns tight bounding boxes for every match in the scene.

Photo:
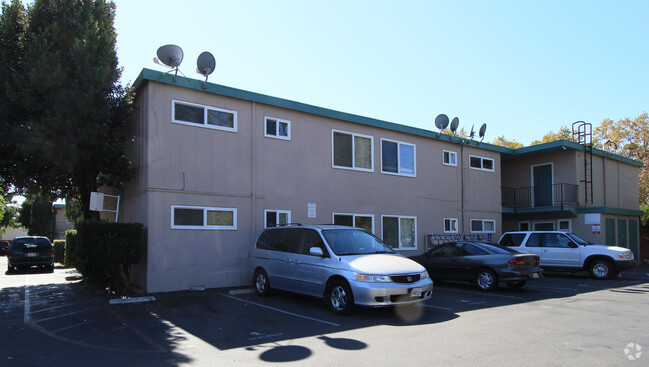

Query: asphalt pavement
[1,256,648,366]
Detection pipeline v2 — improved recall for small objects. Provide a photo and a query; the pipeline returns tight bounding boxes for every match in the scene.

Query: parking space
[2,255,648,366]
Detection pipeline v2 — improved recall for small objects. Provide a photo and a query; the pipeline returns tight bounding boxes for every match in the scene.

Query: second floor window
[265,117,291,140]
[443,150,457,166]
[469,155,494,172]
[332,130,373,171]
[172,100,237,132]
[381,139,415,176]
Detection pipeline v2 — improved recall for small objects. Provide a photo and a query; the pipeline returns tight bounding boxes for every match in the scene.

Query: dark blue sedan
[409,241,543,291]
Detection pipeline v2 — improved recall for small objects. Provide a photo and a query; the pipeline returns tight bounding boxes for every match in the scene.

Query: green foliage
[75,220,144,295]
[53,239,65,264]
[64,229,77,267]
[641,203,649,229]
[0,0,134,218]
[530,126,572,145]
[594,113,649,205]
[18,194,55,238]
[491,135,524,149]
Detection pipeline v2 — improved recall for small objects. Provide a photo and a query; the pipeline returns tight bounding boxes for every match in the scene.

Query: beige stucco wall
[125,80,503,293]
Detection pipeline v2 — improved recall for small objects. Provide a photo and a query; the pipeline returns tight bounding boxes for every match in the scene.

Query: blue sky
[113,0,649,145]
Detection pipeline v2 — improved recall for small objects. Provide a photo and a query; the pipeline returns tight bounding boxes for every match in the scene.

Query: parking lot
[1,256,648,366]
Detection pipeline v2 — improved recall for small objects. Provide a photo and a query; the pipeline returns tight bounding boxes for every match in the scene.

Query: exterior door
[292,229,326,297]
[533,164,553,207]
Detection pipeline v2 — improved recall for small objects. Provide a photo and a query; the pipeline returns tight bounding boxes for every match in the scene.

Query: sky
[111,0,649,146]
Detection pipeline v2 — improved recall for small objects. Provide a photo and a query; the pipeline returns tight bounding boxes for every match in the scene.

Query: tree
[17,194,55,238]
[0,0,133,219]
[0,189,18,230]
[594,113,649,205]
[491,135,524,149]
[530,126,572,145]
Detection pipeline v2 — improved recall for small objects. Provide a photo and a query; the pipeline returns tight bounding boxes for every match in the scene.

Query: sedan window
[462,244,489,256]
[430,243,462,257]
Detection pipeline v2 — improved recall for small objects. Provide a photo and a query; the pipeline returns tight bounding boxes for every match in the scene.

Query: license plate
[532,272,540,279]
[26,253,37,257]
[410,288,422,297]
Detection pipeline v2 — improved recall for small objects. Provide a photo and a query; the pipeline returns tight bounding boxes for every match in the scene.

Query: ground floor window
[470,219,495,233]
[382,215,416,249]
[333,213,374,232]
[518,222,530,231]
[171,205,237,230]
[265,209,291,227]
[558,219,571,231]
[444,218,458,233]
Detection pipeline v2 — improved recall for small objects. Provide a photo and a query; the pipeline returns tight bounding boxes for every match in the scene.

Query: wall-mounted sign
[592,224,601,235]
[308,203,316,218]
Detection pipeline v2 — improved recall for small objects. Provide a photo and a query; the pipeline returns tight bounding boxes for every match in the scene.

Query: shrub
[75,220,144,295]
[65,230,78,267]
[53,240,65,264]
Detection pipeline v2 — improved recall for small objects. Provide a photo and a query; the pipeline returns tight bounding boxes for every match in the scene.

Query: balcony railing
[502,183,579,210]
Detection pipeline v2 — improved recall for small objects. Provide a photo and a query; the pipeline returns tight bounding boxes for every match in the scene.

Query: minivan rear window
[11,238,51,250]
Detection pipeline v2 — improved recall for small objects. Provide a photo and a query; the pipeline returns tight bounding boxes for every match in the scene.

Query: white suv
[498,231,635,279]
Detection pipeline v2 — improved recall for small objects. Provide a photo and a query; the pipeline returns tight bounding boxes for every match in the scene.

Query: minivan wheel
[475,269,498,291]
[253,269,271,296]
[326,280,354,315]
[589,259,613,280]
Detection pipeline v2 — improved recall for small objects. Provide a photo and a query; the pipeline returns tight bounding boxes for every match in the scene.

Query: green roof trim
[133,68,642,167]
[578,207,644,217]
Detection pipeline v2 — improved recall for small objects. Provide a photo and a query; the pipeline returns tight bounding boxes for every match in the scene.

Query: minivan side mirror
[309,247,324,257]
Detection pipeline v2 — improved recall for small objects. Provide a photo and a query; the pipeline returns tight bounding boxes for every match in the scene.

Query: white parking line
[526,285,580,292]
[221,294,340,327]
[420,304,453,311]
[24,276,31,324]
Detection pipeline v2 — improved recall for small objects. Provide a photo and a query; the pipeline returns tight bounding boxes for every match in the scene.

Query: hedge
[53,240,65,264]
[74,220,144,295]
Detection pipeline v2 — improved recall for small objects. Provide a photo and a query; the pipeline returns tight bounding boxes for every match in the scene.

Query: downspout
[251,102,257,246]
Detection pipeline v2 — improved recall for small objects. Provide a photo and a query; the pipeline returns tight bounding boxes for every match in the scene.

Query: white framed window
[382,215,417,250]
[558,219,571,232]
[332,130,373,171]
[469,155,494,172]
[264,116,291,140]
[470,219,496,233]
[172,100,237,132]
[264,209,291,227]
[518,221,531,231]
[333,213,374,233]
[533,221,555,231]
[171,205,237,230]
[444,218,458,233]
[443,150,457,167]
[381,139,416,176]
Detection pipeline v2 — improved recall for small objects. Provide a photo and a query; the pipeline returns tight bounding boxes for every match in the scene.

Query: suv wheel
[475,269,498,291]
[326,280,354,315]
[253,269,271,296]
[589,259,613,280]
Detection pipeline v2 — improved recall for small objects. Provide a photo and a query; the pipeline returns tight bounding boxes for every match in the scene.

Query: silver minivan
[249,225,433,314]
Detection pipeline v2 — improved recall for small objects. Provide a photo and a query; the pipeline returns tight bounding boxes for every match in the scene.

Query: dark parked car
[0,240,9,255]
[7,236,54,273]
[409,241,543,291]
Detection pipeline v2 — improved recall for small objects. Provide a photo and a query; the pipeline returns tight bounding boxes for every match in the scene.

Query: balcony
[501,183,579,219]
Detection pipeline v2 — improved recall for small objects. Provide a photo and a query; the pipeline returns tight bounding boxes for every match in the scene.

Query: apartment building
[119,69,642,293]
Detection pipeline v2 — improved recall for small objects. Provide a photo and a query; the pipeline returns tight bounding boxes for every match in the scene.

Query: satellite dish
[479,123,487,143]
[469,124,475,141]
[154,44,184,80]
[196,51,216,88]
[434,114,449,132]
[450,117,459,133]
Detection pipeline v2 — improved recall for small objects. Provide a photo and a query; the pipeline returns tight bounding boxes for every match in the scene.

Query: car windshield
[565,232,589,245]
[322,229,396,255]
